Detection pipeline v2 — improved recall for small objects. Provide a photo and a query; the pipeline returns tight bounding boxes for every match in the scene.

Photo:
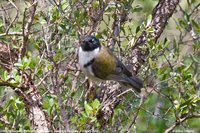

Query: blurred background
[0,0,199,132]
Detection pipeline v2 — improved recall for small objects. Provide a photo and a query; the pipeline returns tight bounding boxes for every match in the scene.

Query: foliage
[0,0,199,132]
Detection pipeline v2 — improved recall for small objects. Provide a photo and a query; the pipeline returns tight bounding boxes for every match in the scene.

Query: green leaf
[3,71,8,80]
[43,99,50,109]
[174,100,180,109]
[39,18,47,25]
[49,98,55,107]
[14,62,23,68]
[90,116,97,122]
[91,99,101,109]
[132,5,143,12]
[70,116,78,124]
[184,62,193,72]
[190,54,199,63]
[84,101,93,116]
[81,111,87,118]
[0,105,3,112]
[146,27,154,33]
[178,19,187,28]
[146,15,152,26]
[191,20,200,31]
[135,26,140,33]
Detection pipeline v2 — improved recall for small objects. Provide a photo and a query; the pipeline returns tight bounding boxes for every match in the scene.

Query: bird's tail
[120,76,143,93]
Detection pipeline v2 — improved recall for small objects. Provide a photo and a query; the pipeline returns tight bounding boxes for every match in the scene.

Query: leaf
[146,15,152,27]
[43,99,50,109]
[191,20,200,31]
[49,98,55,107]
[135,26,140,34]
[39,18,47,25]
[90,116,97,122]
[70,116,78,124]
[178,19,187,28]
[132,5,143,12]
[148,58,156,68]
[184,62,193,72]
[91,99,101,110]
[81,111,87,118]
[174,100,180,109]
[146,27,154,33]
[190,54,199,63]
[3,71,8,80]
[0,106,3,112]
[14,62,23,68]
[84,101,93,116]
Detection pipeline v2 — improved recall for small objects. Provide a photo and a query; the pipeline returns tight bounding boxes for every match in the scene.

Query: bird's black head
[81,35,101,51]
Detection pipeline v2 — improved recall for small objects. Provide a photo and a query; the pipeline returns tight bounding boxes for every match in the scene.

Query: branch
[0,114,12,128]
[87,0,107,35]
[0,32,23,37]
[0,42,51,132]
[98,0,180,125]
[132,0,180,73]
[0,42,18,71]
[109,0,134,50]
[0,80,18,88]
[125,96,145,133]
[19,0,38,58]
[164,113,200,133]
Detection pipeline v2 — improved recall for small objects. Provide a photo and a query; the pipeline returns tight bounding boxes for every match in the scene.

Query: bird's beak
[80,40,85,46]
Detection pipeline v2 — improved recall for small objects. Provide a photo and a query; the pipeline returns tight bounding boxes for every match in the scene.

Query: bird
[78,35,143,93]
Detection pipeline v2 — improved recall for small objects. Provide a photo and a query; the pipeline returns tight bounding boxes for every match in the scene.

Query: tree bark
[98,0,180,125]
[132,0,180,73]
[0,41,51,132]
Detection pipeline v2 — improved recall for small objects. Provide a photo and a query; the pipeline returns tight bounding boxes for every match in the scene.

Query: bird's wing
[115,58,132,77]
[113,58,143,92]
[91,47,117,79]
[92,46,132,79]
[91,47,143,92]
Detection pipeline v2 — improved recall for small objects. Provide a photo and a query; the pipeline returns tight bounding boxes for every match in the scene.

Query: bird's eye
[90,38,95,43]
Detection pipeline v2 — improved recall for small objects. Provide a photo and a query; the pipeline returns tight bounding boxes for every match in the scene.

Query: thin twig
[125,95,145,133]
[164,113,200,133]
[20,0,38,58]
[5,1,19,34]
[0,32,23,37]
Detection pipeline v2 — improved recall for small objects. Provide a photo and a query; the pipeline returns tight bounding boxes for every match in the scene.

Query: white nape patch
[78,47,100,76]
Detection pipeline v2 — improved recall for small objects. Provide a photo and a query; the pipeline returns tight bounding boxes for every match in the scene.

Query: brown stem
[98,0,180,125]
[132,0,180,74]
[164,113,200,133]
[0,42,51,131]
[20,0,38,58]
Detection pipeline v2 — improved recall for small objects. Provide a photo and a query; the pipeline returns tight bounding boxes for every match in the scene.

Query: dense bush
[0,0,199,132]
